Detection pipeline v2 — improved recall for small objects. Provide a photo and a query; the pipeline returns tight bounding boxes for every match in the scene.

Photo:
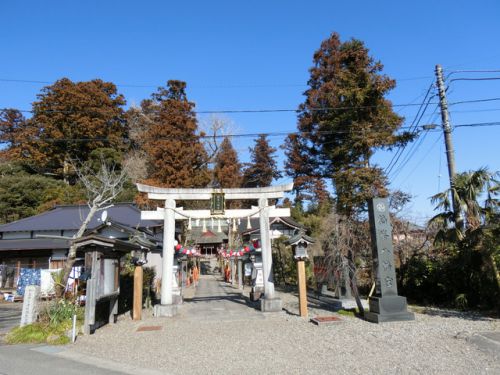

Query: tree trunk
[56,204,98,298]
[487,253,500,295]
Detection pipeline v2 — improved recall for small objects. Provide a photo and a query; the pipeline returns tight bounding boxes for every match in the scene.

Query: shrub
[40,299,83,326]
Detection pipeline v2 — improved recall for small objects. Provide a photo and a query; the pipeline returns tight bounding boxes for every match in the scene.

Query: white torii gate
[137,182,293,316]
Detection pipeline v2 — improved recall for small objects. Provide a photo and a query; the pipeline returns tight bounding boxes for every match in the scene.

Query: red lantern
[244,246,250,252]
[175,244,182,251]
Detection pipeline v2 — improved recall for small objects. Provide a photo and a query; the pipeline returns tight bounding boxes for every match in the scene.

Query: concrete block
[260,297,282,312]
[153,304,178,317]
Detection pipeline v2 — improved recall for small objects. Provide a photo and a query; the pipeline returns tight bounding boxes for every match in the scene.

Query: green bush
[399,247,500,311]
[40,299,83,326]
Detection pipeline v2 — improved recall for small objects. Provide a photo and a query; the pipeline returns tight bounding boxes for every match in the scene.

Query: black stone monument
[365,197,415,323]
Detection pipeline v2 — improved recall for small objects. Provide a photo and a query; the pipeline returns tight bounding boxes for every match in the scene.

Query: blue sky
[1,1,499,222]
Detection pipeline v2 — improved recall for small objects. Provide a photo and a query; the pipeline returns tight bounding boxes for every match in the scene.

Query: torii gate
[137,182,293,316]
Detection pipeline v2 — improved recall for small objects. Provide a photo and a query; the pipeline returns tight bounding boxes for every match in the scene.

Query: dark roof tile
[0,203,161,233]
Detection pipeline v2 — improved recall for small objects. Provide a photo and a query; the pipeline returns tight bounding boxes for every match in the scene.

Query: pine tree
[243,134,282,188]
[295,32,412,216]
[140,80,210,188]
[213,137,242,188]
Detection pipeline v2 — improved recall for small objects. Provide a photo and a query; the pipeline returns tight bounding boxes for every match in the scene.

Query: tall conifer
[213,137,242,188]
[141,80,210,188]
[293,32,412,216]
[243,134,281,188]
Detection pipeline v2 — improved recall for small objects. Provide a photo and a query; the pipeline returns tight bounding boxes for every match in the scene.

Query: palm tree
[430,167,500,292]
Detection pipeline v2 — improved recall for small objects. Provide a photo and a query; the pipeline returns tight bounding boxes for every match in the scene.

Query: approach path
[180,274,265,322]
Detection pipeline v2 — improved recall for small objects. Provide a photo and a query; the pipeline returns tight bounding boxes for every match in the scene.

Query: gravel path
[68,275,500,375]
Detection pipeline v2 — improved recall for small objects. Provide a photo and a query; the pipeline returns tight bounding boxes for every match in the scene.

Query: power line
[0,75,434,89]
[396,132,444,188]
[1,120,494,145]
[450,108,500,114]
[449,77,500,83]
[445,69,500,80]
[454,121,500,128]
[0,97,500,114]
[2,96,500,116]
[385,83,435,175]
[390,109,440,180]
[449,97,500,106]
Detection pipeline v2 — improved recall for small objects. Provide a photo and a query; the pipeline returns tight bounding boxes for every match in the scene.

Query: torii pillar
[259,197,281,311]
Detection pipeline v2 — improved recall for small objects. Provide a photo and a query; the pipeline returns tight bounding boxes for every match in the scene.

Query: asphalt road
[0,344,166,375]
[0,303,22,336]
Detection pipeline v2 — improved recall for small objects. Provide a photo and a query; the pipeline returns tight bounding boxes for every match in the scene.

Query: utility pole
[435,64,463,231]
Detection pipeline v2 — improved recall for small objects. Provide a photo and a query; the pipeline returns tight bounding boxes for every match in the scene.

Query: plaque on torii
[137,183,293,316]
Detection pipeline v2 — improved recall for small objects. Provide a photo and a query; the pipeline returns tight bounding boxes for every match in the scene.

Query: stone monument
[365,197,415,323]
[20,285,40,327]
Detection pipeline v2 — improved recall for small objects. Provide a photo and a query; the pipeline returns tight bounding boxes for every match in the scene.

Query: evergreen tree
[294,32,412,216]
[0,161,84,223]
[242,134,281,188]
[0,109,33,162]
[140,80,210,188]
[14,78,127,181]
[213,137,242,188]
[283,133,329,204]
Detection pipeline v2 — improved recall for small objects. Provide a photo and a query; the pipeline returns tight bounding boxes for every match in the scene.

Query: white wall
[2,231,31,239]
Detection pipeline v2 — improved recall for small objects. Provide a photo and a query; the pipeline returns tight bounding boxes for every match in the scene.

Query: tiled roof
[0,203,161,233]
[0,238,69,251]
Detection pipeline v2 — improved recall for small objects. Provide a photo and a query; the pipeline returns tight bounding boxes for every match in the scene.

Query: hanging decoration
[174,244,201,257]
[247,216,252,230]
[217,219,222,233]
[187,217,192,230]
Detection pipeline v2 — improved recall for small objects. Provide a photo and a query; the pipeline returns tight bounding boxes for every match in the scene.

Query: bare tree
[312,209,370,295]
[122,149,148,182]
[57,157,127,297]
[199,115,238,167]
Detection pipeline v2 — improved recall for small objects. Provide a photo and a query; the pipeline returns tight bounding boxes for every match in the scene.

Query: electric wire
[0,75,434,88]
[395,132,444,190]
[1,120,495,145]
[3,96,500,116]
[390,109,440,181]
[384,83,435,176]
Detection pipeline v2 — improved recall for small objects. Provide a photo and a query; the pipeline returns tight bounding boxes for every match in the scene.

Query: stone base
[250,291,262,301]
[320,284,328,295]
[365,295,415,323]
[153,304,178,317]
[172,294,183,304]
[260,297,282,312]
